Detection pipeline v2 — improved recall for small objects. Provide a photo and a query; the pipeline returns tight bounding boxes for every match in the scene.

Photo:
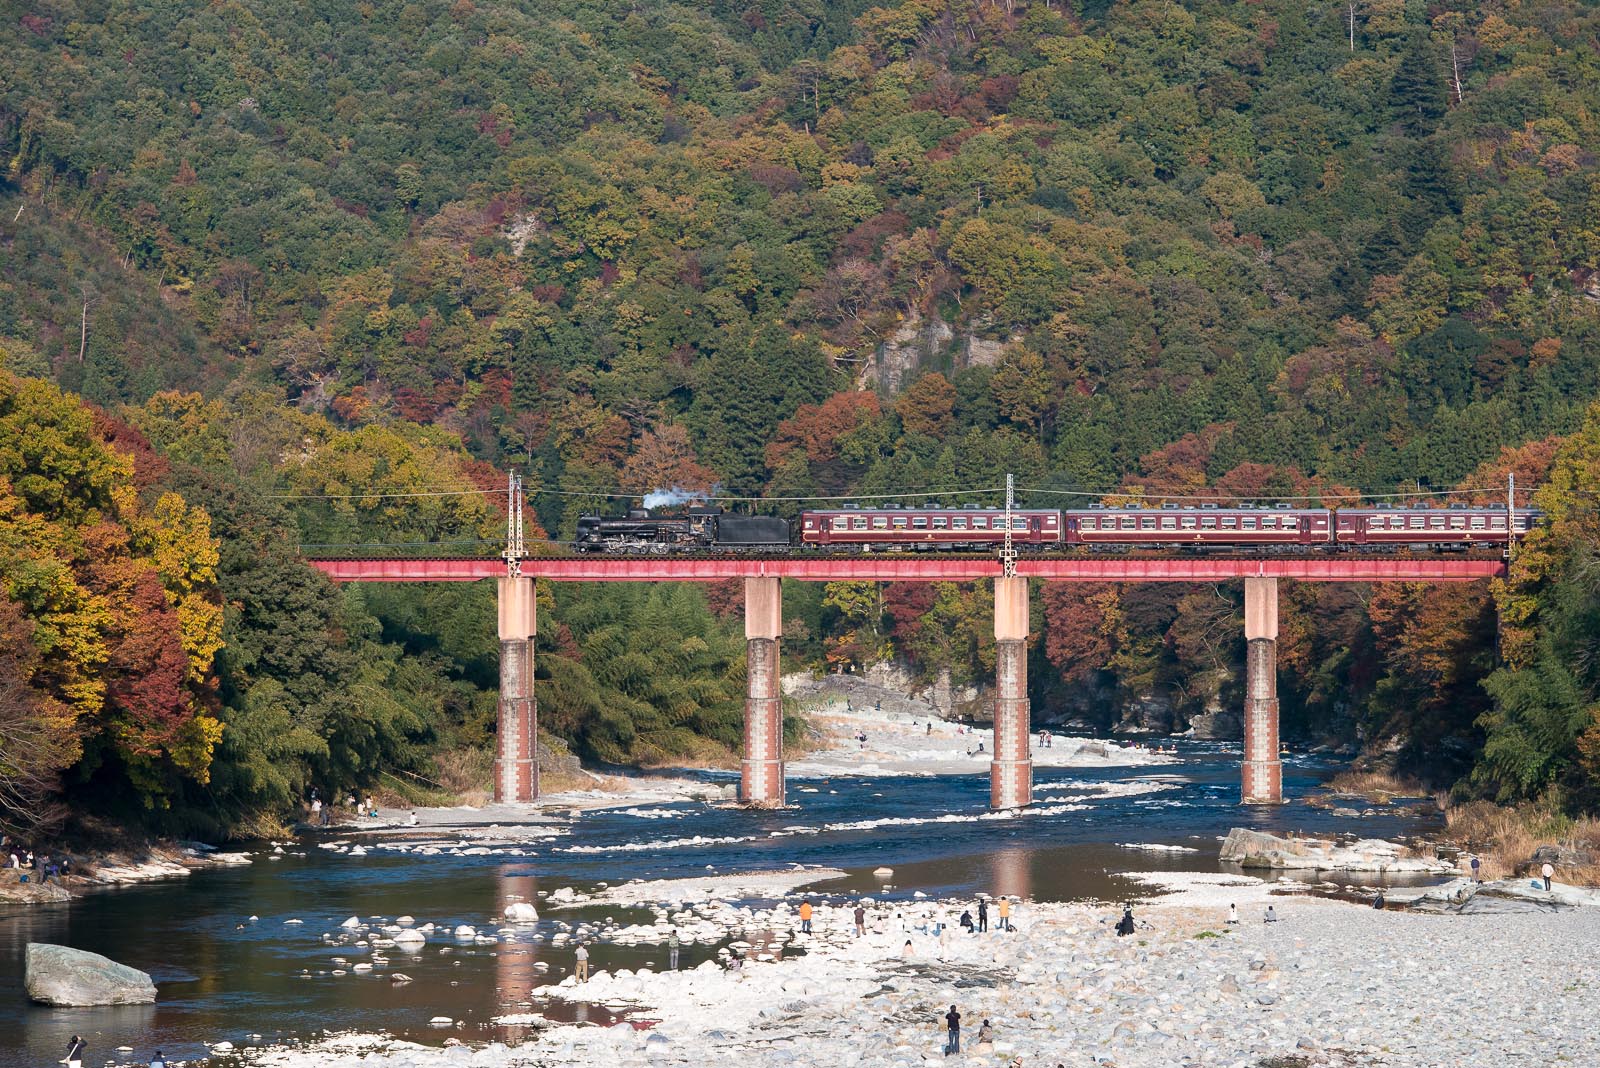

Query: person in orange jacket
[799,899,814,934]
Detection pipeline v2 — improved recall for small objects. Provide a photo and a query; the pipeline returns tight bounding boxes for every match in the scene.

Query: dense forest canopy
[4,0,1600,835]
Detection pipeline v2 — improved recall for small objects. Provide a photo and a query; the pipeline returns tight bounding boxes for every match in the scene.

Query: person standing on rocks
[667,929,680,970]
[944,1005,961,1055]
[63,1035,85,1068]
[1226,904,1239,925]
[1470,854,1481,883]
[799,899,813,934]
[1542,861,1555,891]
[998,896,1012,932]
[574,943,590,982]
[977,898,989,933]
[854,903,866,937]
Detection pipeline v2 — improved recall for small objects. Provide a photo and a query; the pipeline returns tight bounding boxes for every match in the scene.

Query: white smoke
[642,486,703,510]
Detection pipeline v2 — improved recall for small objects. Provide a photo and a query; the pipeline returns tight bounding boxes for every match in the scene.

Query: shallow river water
[2,742,1436,1066]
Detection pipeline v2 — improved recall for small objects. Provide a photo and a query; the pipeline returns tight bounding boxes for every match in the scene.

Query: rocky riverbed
[232,873,1600,1068]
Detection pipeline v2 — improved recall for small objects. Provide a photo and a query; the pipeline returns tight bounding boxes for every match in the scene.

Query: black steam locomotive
[574,506,790,554]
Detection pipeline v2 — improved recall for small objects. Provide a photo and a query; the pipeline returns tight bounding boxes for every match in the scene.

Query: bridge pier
[496,575,538,804]
[991,576,1032,810]
[1242,576,1282,805]
[741,576,785,808]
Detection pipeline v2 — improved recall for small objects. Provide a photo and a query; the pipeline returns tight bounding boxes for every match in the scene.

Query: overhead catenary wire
[264,481,1538,506]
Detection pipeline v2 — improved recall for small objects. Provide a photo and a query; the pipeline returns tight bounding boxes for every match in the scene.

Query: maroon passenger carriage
[1334,505,1535,548]
[1067,504,1329,548]
[800,506,1062,549]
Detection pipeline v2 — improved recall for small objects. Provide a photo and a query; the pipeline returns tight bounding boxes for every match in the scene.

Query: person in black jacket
[944,1005,961,1055]
[1115,906,1136,936]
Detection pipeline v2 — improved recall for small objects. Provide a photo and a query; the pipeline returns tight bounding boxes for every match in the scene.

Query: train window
[1200,516,1217,529]
[1490,516,1505,529]
[952,517,968,530]
[1180,516,1197,529]
[1242,517,1257,530]
[1470,516,1485,529]
[853,517,868,530]
[1262,517,1278,528]
[1429,516,1444,529]
[1221,516,1237,529]
[891,516,908,529]
[871,517,887,530]
[973,516,988,529]
[1372,516,1387,529]
[1012,518,1028,530]
[1161,517,1176,530]
[831,517,846,531]
[933,516,948,529]
[1140,517,1155,530]
[1118,517,1134,530]
[1044,515,1058,527]
[1081,518,1097,530]
[1284,517,1298,529]
[1449,516,1465,529]
[912,516,928,529]
[1410,517,1424,529]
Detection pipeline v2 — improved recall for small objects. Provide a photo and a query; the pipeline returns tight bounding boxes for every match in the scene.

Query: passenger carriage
[799,506,1062,550]
[1333,506,1535,549]
[1064,505,1331,549]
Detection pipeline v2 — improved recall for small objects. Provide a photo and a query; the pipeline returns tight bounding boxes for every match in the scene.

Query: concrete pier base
[741,576,785,807]
[495,575,538,804]
[991,576,1032,810]
[1241,576,1283,805]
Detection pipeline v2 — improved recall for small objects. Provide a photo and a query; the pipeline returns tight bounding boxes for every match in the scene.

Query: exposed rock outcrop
[1409,877,1600,914]
[25,943,157,1006]
[1219,828,1454,874]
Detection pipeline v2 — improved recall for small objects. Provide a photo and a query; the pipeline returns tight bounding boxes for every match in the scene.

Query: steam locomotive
[574,503,1539,554]
[574,506,790,554]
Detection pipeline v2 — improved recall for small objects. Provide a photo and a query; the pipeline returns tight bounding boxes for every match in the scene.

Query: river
[1,741,1435,1066]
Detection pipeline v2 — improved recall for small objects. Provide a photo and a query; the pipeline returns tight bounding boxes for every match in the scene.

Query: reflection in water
[495,868,540,1009]
[987,847,1032,902]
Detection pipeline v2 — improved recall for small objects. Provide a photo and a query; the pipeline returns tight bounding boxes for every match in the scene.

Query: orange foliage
[765,391,881,469]
[895,373,956,438]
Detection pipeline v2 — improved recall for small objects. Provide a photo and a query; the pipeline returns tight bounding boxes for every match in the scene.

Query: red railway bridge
[305,550,1506,811]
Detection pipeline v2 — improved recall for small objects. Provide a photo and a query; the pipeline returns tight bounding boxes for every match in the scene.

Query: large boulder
[25,943,156,1006]
[1530,844,1596,869]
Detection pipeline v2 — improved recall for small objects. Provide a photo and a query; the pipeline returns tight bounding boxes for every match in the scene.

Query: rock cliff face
[25,943,157,1006]
[865,310,1022,393]
[868,310,953,393]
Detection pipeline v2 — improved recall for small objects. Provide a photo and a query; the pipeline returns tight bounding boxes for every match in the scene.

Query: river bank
[230,870,1600,1068]
[0,842,251,904]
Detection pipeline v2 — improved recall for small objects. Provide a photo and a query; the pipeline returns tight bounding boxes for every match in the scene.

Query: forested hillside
[5,0,1600,835]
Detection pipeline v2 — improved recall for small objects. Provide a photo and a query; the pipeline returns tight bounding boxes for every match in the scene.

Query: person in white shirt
[574,943,589,982]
